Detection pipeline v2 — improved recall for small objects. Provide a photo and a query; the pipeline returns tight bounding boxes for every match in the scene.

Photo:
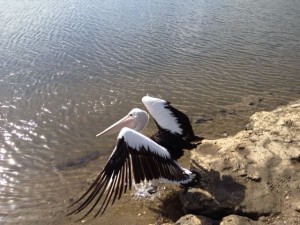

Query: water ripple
[0,0,300,223]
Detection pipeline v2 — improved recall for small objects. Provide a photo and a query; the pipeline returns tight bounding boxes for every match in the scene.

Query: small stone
[196,117,212,124]
[222,132,228,137]
[175,214,214,225]
[245,123,253,130]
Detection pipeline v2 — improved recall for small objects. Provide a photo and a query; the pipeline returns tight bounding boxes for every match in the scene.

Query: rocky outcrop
[177,100,300,224]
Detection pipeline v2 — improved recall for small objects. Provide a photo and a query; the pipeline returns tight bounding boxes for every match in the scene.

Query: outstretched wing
[142,96,200,142]
[68,127,190,219]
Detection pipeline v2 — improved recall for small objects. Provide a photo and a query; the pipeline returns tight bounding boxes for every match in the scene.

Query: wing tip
[142,96,166,106]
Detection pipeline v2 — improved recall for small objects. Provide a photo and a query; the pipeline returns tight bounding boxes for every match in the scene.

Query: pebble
[222,132,228,137]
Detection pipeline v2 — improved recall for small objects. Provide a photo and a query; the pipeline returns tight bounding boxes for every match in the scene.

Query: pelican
[68,96,201,219]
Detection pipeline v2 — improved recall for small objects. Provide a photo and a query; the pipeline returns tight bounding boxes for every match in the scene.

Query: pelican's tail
[179,168,201,188]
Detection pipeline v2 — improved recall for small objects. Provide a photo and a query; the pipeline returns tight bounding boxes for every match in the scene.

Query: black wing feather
[68,129,189,219]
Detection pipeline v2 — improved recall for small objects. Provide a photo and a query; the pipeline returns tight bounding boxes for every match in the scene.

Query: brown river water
[0,0,300,224]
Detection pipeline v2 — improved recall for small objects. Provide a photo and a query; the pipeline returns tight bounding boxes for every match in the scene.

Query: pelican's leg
[147,180,159,194]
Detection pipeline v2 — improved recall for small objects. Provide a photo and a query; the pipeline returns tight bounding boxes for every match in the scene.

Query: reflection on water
[0,0,300,223]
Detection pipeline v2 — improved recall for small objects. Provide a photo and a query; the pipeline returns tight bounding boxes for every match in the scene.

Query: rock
[175,214,215,225]
[181,100,300,224]
[220,215,261,225]
[195,115,213,124]
[242,96,263,107]
[219,108,236,115]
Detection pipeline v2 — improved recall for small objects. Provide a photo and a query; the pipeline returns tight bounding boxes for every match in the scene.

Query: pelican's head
[96,108,149,137]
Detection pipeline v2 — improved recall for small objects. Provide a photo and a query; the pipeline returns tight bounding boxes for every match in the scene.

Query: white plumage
[142,96,183,135]
[69,96,200,219]
[118,127,171,158]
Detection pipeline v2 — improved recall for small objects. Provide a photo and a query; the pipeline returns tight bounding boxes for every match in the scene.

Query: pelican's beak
[96,115,136,137]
